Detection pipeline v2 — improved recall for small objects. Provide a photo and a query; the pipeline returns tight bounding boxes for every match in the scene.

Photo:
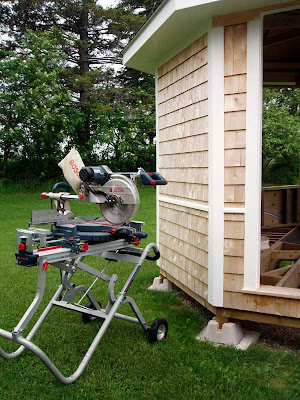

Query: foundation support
[148,277,174,291]
[197,318,260,350]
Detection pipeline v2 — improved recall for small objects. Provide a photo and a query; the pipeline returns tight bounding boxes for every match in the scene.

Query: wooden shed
[123,0,300,329]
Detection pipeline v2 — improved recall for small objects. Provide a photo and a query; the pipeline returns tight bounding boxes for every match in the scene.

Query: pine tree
[116,0,163,18]
[0,1,163,175]
[0,0,144,157]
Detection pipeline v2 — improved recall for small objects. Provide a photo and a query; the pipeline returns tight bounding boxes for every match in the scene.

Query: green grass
[1,186,300,399]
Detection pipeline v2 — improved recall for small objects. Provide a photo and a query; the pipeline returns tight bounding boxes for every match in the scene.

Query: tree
[117,0,163,19]
[0,30,80,179]
[86,65,156,171]
[0,1,161,176]
[0,0,144,157]
[262,88,300,185]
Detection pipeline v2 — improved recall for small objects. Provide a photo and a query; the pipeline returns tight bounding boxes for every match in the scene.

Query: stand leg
[124,297,148,331]
[1,291,126,385]
[0,285,63,359]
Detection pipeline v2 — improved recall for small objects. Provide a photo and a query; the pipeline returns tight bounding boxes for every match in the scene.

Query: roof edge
[123,0,173,60]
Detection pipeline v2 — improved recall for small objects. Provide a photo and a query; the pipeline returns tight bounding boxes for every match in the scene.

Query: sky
[99,0,119,8]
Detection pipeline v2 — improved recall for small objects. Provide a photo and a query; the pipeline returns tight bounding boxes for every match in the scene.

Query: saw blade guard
[99,175,140,225]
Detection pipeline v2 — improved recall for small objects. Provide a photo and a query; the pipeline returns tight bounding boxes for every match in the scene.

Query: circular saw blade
[100,202,138,225]
[100,175,139,225]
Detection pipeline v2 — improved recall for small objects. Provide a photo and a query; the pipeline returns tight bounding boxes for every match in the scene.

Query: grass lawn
[1,184,300,399]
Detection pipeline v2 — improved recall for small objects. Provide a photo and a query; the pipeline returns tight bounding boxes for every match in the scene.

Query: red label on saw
[109,188,124,193]
[69,159,80,178]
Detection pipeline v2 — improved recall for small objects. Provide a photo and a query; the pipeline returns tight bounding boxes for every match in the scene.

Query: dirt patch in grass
[239,319,300,354]
[271,378,285,388]
[169,304,183,310]
[175,289,214,322]
[175,287,300,355]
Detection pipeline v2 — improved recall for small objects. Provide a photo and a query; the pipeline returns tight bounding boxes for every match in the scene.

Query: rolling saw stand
[0,166,168,384]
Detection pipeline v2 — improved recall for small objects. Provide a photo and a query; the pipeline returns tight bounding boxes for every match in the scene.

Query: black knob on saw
[79,165,112,185]
[79,167,95,182]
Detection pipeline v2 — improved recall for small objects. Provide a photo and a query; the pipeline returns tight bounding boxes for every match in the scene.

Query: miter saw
[77,165,167,225]
[35,163,167,248]
[42,165,166,224]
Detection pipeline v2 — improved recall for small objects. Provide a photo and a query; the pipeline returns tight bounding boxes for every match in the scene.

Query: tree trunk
[76,0,92,154]
[2,144,10,178]
[2,152,8,178]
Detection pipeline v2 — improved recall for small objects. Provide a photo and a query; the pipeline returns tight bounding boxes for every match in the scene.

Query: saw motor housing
[79,165,112,185]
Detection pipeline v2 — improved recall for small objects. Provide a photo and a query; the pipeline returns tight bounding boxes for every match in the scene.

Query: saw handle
[52,182,72,193]
[139,171,167,186]
[146,248,161,261]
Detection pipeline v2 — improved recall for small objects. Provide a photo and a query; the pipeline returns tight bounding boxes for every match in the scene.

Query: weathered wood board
[223,23,247,296]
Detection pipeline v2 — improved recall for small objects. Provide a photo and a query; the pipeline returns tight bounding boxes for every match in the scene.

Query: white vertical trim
[244,17,263,290]
[208,26,225,307]
[155,69,160,256]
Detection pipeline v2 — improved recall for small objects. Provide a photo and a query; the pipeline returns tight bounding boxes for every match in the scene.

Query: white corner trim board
[156,70,160,250]
[208,25,225,308]
[244,17,263,291]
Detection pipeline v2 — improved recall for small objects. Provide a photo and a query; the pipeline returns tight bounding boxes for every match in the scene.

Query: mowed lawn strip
[0,185,300,399]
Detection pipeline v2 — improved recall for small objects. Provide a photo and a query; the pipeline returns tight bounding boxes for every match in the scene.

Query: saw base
[52,217,147,244]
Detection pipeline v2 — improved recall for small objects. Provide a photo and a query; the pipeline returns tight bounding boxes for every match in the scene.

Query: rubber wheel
[82,301,102,324]
[148,318,168,343]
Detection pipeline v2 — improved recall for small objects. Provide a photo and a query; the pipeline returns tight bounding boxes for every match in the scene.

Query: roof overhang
[123,0,296,75]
